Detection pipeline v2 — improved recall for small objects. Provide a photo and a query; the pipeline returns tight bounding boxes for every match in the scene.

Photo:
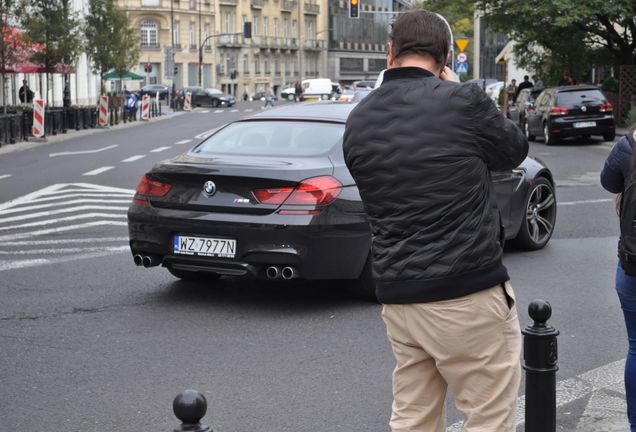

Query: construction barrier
[32,99,45,138]
[184,92,192,111]
[141,95,150,120]
[98,95,109,127]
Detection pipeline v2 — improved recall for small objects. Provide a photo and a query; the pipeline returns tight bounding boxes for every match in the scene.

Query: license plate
[573,121,596,128]
[173,235,236,258]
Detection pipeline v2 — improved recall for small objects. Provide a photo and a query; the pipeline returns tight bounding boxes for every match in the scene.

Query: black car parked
[508,88,542,131]
[181,86,235,107]
[137,84,170,100]
[128,103,557,301]
[524,85,615,145]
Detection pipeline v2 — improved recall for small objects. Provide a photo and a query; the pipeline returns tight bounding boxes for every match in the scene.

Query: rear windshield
[193,121,344,156]
[557,89,605,106]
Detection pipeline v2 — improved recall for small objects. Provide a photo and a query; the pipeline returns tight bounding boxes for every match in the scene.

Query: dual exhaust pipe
[266,266,298,280]
[133,254,161,268]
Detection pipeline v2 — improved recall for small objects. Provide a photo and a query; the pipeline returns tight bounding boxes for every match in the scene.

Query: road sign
[455,38,469,53]
[456,62,468,75]
[456,52,468,63]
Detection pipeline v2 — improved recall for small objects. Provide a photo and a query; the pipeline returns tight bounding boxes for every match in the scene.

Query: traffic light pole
[198,24,251,91]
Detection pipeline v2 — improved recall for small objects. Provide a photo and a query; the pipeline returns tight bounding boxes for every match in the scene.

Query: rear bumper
[128,205,371,280]
[550,116,615,137]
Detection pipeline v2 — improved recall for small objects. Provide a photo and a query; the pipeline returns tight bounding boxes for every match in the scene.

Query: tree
[417,0,475,37]
[478,0,636,82]
[85,0,139,95]
[0,0,17,113]
[18,0,82,105]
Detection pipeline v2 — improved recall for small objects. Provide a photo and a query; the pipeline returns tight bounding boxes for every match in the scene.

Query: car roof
[553,85,600,92]
[249,102,355,123]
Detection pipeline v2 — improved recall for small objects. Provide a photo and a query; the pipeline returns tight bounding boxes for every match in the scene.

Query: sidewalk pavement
[0,103,184,156]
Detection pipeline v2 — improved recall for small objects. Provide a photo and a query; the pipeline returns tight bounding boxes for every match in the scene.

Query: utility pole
[297,0,303,82]
[198,0,202,86]
[171,0,176,103]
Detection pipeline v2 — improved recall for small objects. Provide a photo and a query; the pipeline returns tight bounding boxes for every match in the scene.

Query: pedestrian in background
[600,123,636,432]
[507,78,518,103]
[19,80,34,104]
[532,74,545,90]
[516,75,533,98]
[263,88,275,109]
[294,81,303,102]
[558,70,574,86]
[343,9,528,432]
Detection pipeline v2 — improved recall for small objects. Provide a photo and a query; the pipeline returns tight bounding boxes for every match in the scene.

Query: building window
[243,54,249,75]
[306,19,315,39]
[140,20,159,48]
[173,21,181,47]
[189,0,196,9]
[141,0,160,5]
[273,18,279,38]
[224,12,232,33]
[341,57,363,72]
[264,59,269,74]
[292,19,297,38]
[254,55,260,74]
[263,17,268,37]
[253,15,259,36]
[204,23,210,48]
[283,18,289,38]
[189,22,196,48]
[368,58,385,72]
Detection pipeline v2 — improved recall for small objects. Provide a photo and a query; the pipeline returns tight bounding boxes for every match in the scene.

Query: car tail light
[133,174,172,205]
[253,176,342,209]
[600,103,613,112]
[550,107,569,115]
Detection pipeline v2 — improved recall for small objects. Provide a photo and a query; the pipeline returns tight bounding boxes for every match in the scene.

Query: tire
[524,121,535,142]
[603,131,616,141]
[543,122,558,146]
[167,267,222,282]
[347,254,378,302]
[287,94,295,101]
[513,177,557,250]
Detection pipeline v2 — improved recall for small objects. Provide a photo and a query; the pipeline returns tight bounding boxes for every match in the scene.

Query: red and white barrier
[32,99,45,138]
[98,95,109,127]
[141,95,150,120]
[184,92,192,111]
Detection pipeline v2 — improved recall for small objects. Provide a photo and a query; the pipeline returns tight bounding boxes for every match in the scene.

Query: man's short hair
[523,75,529,80]
[388,9,451,66]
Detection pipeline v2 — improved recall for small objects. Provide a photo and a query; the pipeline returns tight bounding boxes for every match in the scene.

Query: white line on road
[3,193,132,209]
[244,109,253,112]
[0,205,129,224]
[82,166,115,176]
[0,199,132,216]
[0,221,128,242]
[558,199,613,206]
[0,174,12,180]
[175,139,192,145]
[230,109,239,112]
[214,110,223,113]
[150,146,171,153]
[199,110,210,113]
[0,212,126,232]
[50,144,118,158]
[0,259,49,272]
[122,155,146,162]
[0,247,129,272]
[1,237,128,246]
[194,128,221,140]
[0,246,129,255]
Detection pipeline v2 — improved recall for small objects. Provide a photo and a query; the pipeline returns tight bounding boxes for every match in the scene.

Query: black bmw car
[128,103,557,300]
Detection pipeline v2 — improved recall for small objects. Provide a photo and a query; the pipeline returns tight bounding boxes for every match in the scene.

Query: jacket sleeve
[468,84,529,171]
[600,137,631,194]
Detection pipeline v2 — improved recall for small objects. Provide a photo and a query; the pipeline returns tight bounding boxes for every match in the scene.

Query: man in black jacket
[343,10,528,432]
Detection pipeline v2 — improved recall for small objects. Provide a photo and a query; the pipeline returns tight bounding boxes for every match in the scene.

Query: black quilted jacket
[343,67,528,304]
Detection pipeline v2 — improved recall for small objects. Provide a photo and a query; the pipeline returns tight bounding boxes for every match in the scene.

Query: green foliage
[627,107,636,129]
[601,76,619,93]
[84,0,139,94]
[416,0,475,38]
[479,0,636,82]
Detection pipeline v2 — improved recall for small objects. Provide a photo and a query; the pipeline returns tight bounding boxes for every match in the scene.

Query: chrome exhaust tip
[133,254,143,266]
[281,266,297,280]
[266,266,280,279]
[142,255,160,268]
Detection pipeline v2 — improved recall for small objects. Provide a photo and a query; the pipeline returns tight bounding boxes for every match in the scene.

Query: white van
[301,79,335,100]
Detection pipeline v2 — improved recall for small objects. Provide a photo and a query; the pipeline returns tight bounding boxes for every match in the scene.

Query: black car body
[128,103,556,299]
[525,85,615,145]
[182,86,235,107]
[138,84,169,100]
[508,88,542,131]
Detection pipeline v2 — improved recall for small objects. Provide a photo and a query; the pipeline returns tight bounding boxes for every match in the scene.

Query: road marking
[0,259,49,271]
[122,155,146,162]
[214,110,223,113]
[50,144,118,158]
[0,212,126,232]
[0,205,130,224]
[0,245,129,255]
[558,199,613,206]
[0,248,129,272]
[83,166,115,176]
[1,237,128,246]
[175,139,192,145]
[150,146,171,153]
[244,109,253,112]
[200,110,210,113]
[0,220,128,242]
[0,199,131,216]
[446,359,625,431]
[230,109,238,112]
[0,174,12,180]
[194,127,221,140]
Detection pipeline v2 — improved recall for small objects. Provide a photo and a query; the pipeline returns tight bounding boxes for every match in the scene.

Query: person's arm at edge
[600,137,630,194]
[469,83,529,171]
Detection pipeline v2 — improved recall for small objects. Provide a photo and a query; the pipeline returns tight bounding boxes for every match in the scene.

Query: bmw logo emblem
[203,180,216,196]
[581,106,587,112]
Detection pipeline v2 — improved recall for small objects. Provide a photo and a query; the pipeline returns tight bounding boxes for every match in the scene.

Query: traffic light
[144,64,152,73]
[174,66,178,75]
[243,22,252,39]
[349,0,360,19]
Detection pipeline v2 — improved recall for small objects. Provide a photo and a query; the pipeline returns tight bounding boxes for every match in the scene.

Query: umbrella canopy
[104,70,144,80]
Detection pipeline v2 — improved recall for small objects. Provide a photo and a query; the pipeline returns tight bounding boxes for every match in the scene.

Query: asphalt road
[0,101,628,431]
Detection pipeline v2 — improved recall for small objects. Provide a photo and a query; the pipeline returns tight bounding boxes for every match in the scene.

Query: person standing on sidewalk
[343,9,528,432]
[600,124,636,432]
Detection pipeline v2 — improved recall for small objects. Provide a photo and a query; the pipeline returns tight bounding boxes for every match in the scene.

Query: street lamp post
[171,0,176,104]
[198,0,203,86]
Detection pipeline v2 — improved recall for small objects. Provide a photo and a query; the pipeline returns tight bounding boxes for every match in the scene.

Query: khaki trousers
[381,282,522,432]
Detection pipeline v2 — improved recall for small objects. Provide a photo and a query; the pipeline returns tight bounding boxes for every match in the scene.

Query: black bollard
[522,299,559,432]
[172,389,212,432]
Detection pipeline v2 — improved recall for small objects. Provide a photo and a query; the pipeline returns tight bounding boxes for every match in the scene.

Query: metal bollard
[522,299,559,432]
[172,389,212,432]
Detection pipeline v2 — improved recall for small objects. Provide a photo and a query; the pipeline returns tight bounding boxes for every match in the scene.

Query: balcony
[218,0,238,5]
[303,39,325,50]
[250,0,264,8]
[140,43,161,51]
[281,0,297,12]
[303,3,319,14]
[217,34,245,47]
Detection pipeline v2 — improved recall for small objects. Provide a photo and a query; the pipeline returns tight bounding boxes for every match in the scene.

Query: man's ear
[386,42,396,68]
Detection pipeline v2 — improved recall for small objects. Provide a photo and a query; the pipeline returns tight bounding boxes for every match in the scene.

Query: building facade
[327,0,410,84]
[118,0,328,97]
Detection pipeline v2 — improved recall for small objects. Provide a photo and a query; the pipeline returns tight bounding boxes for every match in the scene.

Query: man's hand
[440,66,460,83]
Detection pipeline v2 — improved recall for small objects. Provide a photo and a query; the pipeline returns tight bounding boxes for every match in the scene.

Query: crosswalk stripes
[0,183,133,271]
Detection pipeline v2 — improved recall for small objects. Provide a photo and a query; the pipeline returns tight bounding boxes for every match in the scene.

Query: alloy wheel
[525,182,556,246]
